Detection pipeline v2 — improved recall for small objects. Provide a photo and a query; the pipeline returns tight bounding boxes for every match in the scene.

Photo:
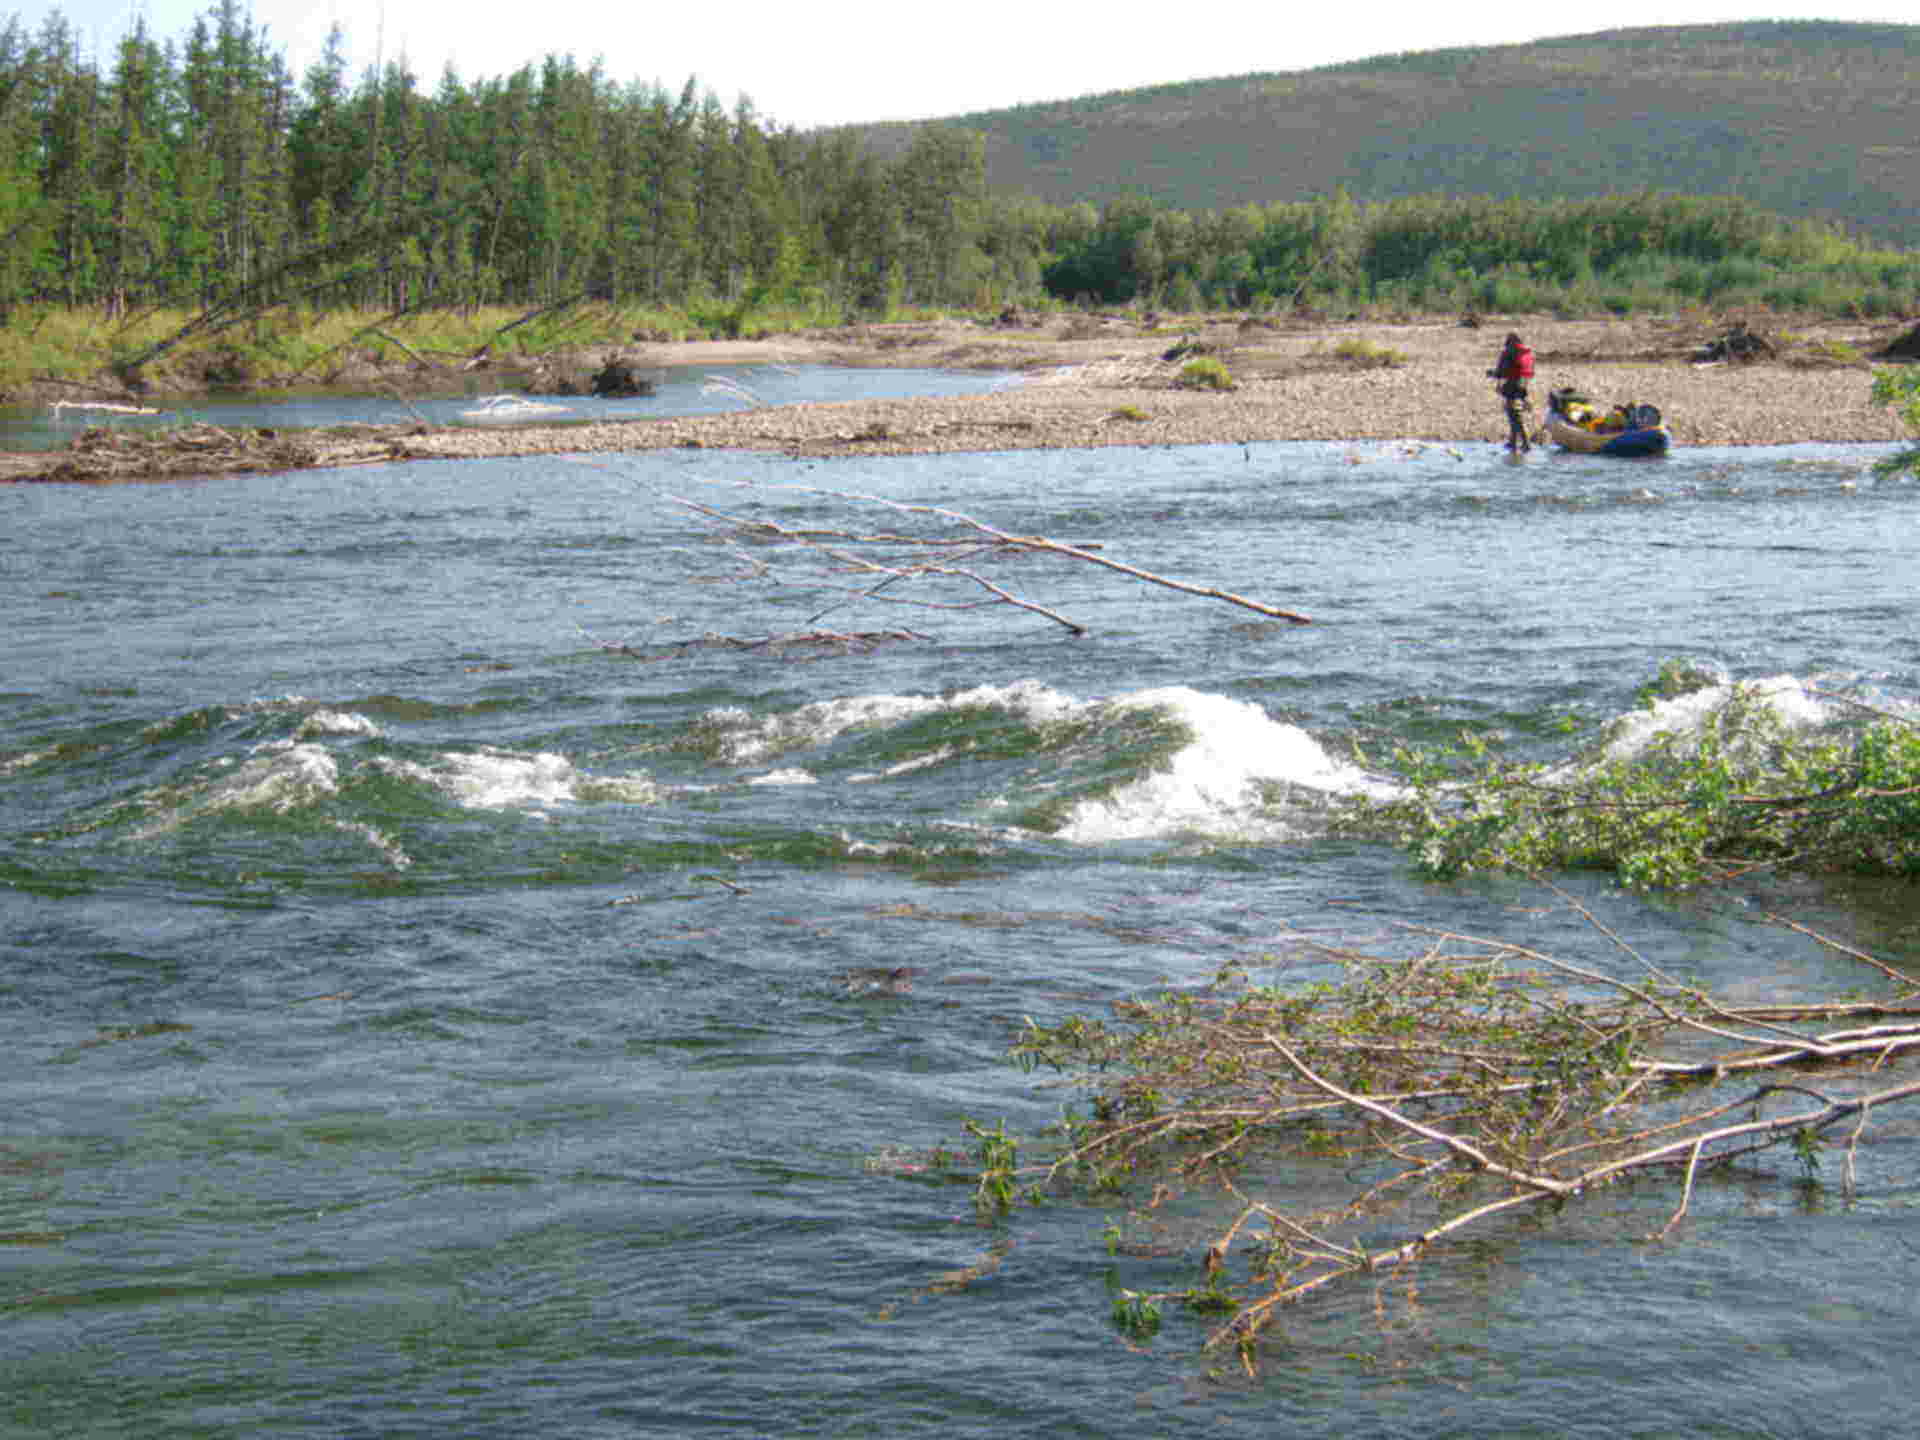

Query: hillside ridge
[851,21,1920,247]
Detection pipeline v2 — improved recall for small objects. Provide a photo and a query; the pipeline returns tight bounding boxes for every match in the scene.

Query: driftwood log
[645,477,1313,634]
[1694,322,1776,364]
[6,422,427,483]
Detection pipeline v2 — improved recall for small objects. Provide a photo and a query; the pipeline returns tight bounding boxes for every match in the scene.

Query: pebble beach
[6,313,1913,481]
[403,313,1912,464]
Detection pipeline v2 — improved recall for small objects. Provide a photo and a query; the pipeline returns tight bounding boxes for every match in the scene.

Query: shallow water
[5,399,1920,1436]
[0,364,1020,451]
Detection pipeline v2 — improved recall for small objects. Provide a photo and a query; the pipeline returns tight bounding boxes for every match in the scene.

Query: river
[0,364,1021,451]
[4,387,1917,1437]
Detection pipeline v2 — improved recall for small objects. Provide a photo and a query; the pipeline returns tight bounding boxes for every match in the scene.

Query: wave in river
[15,682,1396,873]
[23,671,1907,897]
[1571,669,1910,781]
[685,679,1394,842]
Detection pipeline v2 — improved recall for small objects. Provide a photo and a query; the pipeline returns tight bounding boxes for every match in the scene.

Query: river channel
[3,375,1917,1437]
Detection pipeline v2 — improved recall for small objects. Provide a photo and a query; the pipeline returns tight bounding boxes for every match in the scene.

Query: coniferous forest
[4,2,1919,342]
[1,2,1032,324]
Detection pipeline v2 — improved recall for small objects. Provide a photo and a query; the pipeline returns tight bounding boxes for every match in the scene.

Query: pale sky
[17,0,1908,129]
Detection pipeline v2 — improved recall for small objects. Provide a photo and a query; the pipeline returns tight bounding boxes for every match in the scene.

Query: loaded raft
[1546,387,1671,457]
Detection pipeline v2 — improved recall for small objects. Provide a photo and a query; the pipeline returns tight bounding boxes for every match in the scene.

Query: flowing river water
[4,378,1918,1437]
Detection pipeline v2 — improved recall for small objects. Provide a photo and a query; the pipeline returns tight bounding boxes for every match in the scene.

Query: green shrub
[1872,364,1920,477]
[1323,337,1407,368]
[1305,337,1413,368]
[1347,668,1920,889]
[1177,355,1234,390]
[1787,338,1867,368]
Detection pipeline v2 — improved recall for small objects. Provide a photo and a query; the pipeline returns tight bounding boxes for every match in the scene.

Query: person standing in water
[1489,332,1535,451]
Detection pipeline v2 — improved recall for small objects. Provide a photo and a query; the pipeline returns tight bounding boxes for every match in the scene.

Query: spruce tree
[101,21,175,315]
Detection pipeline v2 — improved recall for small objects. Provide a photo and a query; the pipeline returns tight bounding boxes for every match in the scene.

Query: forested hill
[855,21,1920,249]
[3,5,1916,332]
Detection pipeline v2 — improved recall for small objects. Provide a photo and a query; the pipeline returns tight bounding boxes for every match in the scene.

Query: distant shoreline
[6,314,1910,481]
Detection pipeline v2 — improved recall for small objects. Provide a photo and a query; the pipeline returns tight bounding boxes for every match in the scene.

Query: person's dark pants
[1502,388,1531,450]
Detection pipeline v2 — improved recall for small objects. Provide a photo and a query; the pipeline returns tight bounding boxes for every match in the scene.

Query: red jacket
[1495,343,1534,382]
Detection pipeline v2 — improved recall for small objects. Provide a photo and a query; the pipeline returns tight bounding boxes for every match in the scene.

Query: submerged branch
[649,477,1311,636]
[916,900,1920,1371]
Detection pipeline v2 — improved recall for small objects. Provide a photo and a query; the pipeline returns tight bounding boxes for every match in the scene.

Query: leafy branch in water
[1346,669,1920,889]
[1871,363,1920,478]
[911,910,1920,1374]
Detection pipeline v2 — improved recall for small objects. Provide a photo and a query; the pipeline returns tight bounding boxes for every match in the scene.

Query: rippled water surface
[0,363,1019,450]
[5,400,1919,1437]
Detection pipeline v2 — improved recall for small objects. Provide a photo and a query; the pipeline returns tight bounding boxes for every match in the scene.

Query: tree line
[4,3,1917,326]
[1043,189,1920,318]
[1,2,1033,320]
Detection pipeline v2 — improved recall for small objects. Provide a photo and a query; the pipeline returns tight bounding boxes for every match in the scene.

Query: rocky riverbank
[6,312,1913,481]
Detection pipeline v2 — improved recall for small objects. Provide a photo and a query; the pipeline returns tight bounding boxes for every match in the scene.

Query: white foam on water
[838,829,913,857]
[209,740,342,811]
[297,709,382,739]
[849,746,954,782]
[130,739,342,839]
[701,697,937,765]
[703,677,1082,766]
[749,768,817,786]
[331,820,413,870]
[705,680,1398,843]
[1588,674,1830,769]
[1054,687,1394,844]
[383,749,579,810]
[379,748,659,811]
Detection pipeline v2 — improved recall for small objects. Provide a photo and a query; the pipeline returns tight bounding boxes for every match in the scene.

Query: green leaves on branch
[1871,364,1920,478]
[1351,671,1920,889]
[965,1117,1021,1219]
[914,922,1920,1371]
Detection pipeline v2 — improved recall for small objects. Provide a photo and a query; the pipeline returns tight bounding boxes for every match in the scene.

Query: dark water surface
[4,409,1919,1437]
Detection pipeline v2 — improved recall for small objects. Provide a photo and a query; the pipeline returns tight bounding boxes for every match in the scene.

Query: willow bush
[1344,667,1920,890]
[1042,190,1920,318]
[1873,364,1920,477]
